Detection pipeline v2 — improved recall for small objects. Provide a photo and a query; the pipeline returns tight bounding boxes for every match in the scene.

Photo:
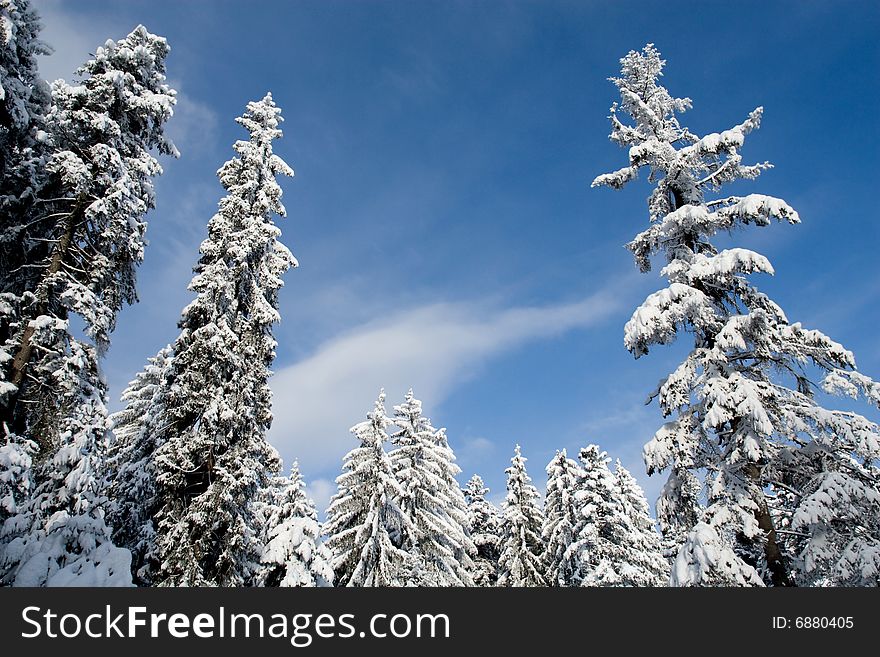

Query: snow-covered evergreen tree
[542,449,582,586]
[1,25,177,449]
[0,3,59,565]
[324,391,414,587]
[432,427,477,582]
[565,444,627,586]
[592,44,880,586]
[389,389,474,586]
[463,474,502,586]
[105,345,172,585]
[611,460,669,586]
[150,93,294,586]
[257,463,333,587]
[0,0,51,300]
[562,446,666,587]
[0,338,131,586]
[497,444,546,587]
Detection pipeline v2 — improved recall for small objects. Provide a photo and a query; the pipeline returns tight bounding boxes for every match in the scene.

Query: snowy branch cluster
[0,1,877,588]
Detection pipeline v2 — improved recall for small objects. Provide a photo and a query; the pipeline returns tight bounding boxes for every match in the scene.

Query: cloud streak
[267,291,623,477]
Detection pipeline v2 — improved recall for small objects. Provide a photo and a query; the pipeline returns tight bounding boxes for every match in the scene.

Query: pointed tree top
[237,91,284,139]
[578,443,611,469]
[371,388,386,418]
[466,473,487,491]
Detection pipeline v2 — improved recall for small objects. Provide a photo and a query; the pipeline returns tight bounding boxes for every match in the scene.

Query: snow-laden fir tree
[0,338,131,586]
[389,389,474,586]
[463,474,503,586]
[611,460,669,586]
[105,345,172,585]
[256,462,333,587]
[324,390,415,587]
[542,449,583,586]
[592,44,880,586]
[497,444,546,587]
[669,521,764,587]
[0,0,51,300]
[1,26,177,449]
[1,23,175,586]
[0,0,51,554]
[432,427,477,581]
[149,93,295,586]
[654,465,701,563]
[564,445,667,587]
[564,445,629,586]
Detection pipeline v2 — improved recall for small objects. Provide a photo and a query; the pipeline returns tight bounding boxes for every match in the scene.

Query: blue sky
[35,0,880,511]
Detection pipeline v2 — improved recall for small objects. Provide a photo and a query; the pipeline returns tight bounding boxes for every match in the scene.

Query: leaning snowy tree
[1,25,177,448]
[497,444,546,587]
[324,390,415,587]
[592,44,880,586]
[0,22,176,587]
[149,93,295,586]
[256,462,333,587]
[463,474,503,586]
[389,389,474,586]
[0,0,49,546]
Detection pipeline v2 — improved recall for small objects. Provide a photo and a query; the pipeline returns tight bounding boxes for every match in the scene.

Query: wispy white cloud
[305,478,336,518]
[35,0,117,83]
[165,85,220,158]
[267,291,622,476]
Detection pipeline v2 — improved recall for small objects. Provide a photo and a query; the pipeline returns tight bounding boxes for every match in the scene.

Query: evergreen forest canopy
[0,0,877,587]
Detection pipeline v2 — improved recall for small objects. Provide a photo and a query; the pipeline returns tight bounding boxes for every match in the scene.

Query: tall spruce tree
[497,444,546,587]
[432,427,477,581]
[389,389,474,586]
[593,44,880,586]
[542,449,582,586]
[324,390,414,587]
[463,474,502,586]
[563,445,666,587]
[149,94,295,586]
[257,463,333,587]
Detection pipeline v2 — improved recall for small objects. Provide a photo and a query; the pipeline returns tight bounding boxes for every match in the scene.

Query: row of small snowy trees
[322,43,880,589]
[322,387,668,587]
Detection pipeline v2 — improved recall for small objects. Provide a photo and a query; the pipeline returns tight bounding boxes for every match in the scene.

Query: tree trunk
[744,462,792,586]
[1,200,83,445]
